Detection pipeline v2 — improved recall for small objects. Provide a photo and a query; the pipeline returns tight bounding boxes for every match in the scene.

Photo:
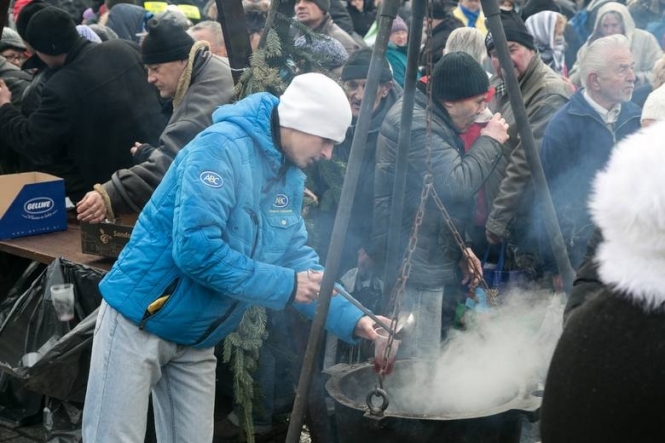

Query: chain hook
[366,386,390,416]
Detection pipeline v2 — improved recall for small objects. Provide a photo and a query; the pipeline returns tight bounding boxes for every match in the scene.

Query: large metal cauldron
[325,361,541,443]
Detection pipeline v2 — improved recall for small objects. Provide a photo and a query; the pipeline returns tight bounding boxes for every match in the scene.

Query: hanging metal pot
[325,360,541,443]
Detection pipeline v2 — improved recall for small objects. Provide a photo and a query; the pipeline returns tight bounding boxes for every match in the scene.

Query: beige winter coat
[569,2,663,86]
[485,56,573,246]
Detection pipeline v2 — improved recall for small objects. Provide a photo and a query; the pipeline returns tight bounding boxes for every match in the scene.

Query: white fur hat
[590,120,665,305]
[278,73,352,144]
[641,85,665,123]
[590,121,665,250]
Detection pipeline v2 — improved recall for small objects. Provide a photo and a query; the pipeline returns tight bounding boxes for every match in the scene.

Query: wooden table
[0,222,114,271]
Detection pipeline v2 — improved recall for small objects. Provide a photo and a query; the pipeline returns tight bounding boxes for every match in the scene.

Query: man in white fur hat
[541,119,665,443]
[82,72,385,442]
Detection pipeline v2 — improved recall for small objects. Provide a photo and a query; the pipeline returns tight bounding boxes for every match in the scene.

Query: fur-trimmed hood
[590,119,665,310]
[593,2,636,42]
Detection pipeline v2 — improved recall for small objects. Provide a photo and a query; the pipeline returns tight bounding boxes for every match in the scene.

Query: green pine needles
[222,305,268,443]
[225,3,344,440]
[235,12,340,98]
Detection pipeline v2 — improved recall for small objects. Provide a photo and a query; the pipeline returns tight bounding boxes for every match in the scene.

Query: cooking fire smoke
[390,290,563,414]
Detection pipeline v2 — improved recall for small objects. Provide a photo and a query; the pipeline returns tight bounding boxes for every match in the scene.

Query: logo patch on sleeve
[200,171,223,188]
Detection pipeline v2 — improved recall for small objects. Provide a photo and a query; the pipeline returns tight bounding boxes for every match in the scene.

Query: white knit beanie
[278,73,352,144]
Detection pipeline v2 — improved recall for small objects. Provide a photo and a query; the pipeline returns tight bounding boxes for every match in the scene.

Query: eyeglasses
[1,52,25,63]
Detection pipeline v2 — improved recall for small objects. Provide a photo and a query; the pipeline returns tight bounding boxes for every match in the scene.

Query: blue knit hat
[295,35,348,69]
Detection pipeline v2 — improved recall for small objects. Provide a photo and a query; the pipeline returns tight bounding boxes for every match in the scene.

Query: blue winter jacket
[540,89,641,268]
[99,92,364,348]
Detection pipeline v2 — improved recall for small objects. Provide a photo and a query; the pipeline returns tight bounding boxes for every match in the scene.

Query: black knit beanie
[307,0,330,13]
[25,7,81,56]
[432,52,489,102]
[141,17,194,64]
[16,0,48,40]
[485,10,536,55]
[520,0,560,21]
[341,48,393,83]
[432,0,455,19]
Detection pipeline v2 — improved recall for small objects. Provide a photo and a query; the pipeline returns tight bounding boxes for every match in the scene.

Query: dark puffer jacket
[372,89,506,289]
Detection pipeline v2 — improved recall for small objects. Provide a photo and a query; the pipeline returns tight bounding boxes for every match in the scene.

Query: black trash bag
[0,260,45,328]
[0,252,36,302]
[0,260,46,424]
[43,397,81,443]
[0,373,43,425]
[0,258,104,403]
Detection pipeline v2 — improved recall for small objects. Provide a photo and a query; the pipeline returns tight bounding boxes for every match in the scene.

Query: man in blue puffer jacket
[82,73,383,442]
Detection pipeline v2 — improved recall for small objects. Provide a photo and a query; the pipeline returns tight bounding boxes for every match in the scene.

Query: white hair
[444,27,487,65]
[189,20,224,47]
[580,34,630,88]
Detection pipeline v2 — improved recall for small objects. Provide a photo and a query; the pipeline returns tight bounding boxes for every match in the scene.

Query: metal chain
[376,0,437,389]
[377,180,431,388]
[425,0,434,175]
[429,187,498,305]
[421,0,496,307]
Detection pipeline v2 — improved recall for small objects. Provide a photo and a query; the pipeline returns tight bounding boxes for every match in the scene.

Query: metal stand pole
[285,1,401,441]
[0,0,8,37]
[216,0,252,84]
[381,0,427,308]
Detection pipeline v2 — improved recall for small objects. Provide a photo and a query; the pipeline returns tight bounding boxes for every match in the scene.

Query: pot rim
[325,361,542,421]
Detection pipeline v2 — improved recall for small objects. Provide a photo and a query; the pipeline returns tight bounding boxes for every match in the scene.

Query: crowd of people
[1,0,665,441]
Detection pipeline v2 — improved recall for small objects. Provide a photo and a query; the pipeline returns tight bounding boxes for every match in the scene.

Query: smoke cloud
[386,290,564,415]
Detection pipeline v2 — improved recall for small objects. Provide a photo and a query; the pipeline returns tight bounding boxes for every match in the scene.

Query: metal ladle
[333,283,415,340]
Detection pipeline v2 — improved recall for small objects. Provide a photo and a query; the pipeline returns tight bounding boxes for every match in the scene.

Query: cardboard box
[81,214,137,258]
[0,172,67,240]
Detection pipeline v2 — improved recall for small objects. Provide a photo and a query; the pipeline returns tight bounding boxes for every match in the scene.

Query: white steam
[389,290,564,415]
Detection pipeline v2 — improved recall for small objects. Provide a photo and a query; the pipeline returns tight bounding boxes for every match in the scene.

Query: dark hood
[106,4,148,43]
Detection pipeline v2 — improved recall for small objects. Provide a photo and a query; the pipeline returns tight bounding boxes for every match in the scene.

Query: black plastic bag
[0,257,104,402]
[43,397,82,443]
[0,260,46,424]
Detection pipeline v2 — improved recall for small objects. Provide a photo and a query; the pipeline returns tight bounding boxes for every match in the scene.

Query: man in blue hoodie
[82,73,383,442]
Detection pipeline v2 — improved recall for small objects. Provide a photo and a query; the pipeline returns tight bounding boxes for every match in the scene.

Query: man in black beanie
[341,48,394,118]
[0,6,165,202]
[481,10,573,288]
[294,0,364,58]
[373,52,510,360]
[76,15,234,223]
[24,6,80,66]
